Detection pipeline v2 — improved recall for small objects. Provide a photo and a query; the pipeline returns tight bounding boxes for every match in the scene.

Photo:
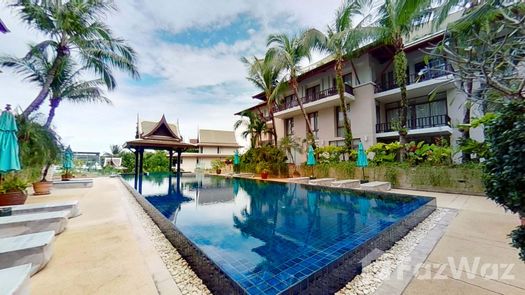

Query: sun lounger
[0,231,54,275]
[0,211,69,238]
[287,177,310,184]
[1,201,80,218]
[331,179,360,188]
[0,264,31,295]
[360,181,391,191]
[53,178,93,188]
[309,178,336,186]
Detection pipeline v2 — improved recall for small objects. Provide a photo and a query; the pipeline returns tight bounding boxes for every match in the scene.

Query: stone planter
[32,181,53,196]
[216,169,222,175]
[0,191,27,206]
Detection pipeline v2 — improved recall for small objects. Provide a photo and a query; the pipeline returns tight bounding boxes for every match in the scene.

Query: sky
[0,0,344,153]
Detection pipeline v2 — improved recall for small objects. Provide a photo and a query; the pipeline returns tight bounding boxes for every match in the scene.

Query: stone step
[331,179,361,188]
[360,181,392,191]
[309,178,336,186]
[0,264,31,295]
[287,177,310,184]
[53,178,93,188]
[1,201,80,218]
[0,231,55,275]
[0,211,69,238]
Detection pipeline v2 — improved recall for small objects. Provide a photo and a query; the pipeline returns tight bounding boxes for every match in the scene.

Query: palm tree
[1,45,109,128]
[267,32,318,148]
[11,0,139,117]
[312,0,372,151]
[234,111,268,148]
[241,52,287,146]
[375,0,432,160]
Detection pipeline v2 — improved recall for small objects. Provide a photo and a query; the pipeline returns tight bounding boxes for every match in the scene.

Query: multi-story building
[180,129,241,172]
[236,11,484,163]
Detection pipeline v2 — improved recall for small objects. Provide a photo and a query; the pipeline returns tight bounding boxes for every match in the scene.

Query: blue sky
[0,0,342,152]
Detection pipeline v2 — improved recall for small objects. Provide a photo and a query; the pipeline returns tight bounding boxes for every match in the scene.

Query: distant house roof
[198,129,240,147]
[0,19,9,33]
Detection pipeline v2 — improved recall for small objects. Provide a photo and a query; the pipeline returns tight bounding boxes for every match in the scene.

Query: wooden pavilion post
[176,148,182,194]
[133,149,139,189]
[168,150,173,195]
[138,148,144,194]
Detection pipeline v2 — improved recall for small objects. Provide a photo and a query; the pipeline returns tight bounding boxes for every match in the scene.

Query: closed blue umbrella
[0,106,21,173]
[233,150,240,165]
[306,145,316,166]
[356,142,368,181]
[63,146,73,170]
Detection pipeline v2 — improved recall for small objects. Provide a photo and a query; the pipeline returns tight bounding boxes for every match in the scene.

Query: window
[333,73,352,88]
[329,138,361,149]
[335,106,350,137]
[284,94,294,109]
[217,146,220,154]
[285,118,294,136]
[199,146,203,153]
[308,112,319,139]
[305,85,320,101]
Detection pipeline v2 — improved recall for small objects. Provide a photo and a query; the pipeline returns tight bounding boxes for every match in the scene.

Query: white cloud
[0,0,343,152]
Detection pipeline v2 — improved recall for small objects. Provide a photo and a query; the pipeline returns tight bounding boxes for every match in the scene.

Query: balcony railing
[376,114,450,133]
[376,64,452,93]
[275,84,353,112]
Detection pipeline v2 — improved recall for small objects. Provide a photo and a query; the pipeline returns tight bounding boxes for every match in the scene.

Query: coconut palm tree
[234,111,268,148]
[267,32,319,148]
[311,0,372,151]
[10,0,139,117]
[241,52,287,146]
[0,45,109,128]
[375,0,432,160]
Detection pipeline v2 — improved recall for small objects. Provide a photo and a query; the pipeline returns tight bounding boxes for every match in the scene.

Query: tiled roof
[141,121,180,138]
[198,129,239,146]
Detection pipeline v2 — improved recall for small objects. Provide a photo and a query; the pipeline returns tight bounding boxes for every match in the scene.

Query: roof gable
[198,129,239,146]
[140,115,181,141]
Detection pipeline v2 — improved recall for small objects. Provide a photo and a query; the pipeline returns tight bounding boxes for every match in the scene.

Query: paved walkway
[26,177,178,295]
[391,189,525,295]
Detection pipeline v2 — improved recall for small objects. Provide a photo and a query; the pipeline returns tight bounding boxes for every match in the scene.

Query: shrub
[240,146,287,176]
[405,140,452,166]
[315,146,345,164]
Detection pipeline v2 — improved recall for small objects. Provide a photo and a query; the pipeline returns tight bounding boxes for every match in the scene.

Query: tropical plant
[16,115,61,182]
[1,45,110,127]
[234,111,268,148]
[241,52,287,146]
[211,159,225,171]
[267,32,319,148]
[0,174,28,194]
[278,136,302,164]
[405,140,452,166]
[315,146,346,164]
[367,142,402,164]
[9,0,139,117]
[142,151,169,173]
[240,146,287,176]
[374,0,432,160]
[311,0,372,150]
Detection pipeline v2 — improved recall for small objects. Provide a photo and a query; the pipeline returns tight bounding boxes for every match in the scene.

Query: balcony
[376,64,453,93]
[376,114,450,133]
[274,85,353,113]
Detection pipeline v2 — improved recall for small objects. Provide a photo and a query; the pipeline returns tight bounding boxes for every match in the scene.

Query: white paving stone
[360,181,391,191]
[331,179,361,188]
[309,178,337,185]
[1,201,80,218]
[53,179,93,188]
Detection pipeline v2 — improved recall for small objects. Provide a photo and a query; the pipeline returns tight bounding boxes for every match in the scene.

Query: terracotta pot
[216,169,222,175]
[33,181,53,196]
[61,175,71,181]
[261,171,269,179]
[0,191,27,206]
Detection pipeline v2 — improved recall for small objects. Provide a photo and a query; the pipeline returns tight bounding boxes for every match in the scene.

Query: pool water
[123,174,432,294]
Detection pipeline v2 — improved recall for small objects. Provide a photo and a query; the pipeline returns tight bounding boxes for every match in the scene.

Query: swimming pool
[122,174,435,294]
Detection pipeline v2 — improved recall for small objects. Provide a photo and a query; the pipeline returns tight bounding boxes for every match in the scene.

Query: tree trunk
[41,163,52,182]
[335,58,353,151]
[291,77,316,149]
[267,99,278,146]
[394,50,409,161]
[44,97,61,128]
[462,79,473,163]
[22,40,66,117]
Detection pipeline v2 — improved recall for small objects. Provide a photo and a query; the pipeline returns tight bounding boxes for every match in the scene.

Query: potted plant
[0,174,28,206]
[257,162,270,179]
[211,159,225,175]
